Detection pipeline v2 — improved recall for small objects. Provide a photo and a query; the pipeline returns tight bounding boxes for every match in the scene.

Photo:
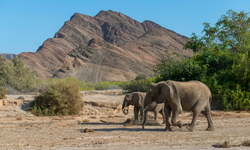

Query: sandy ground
[0,92,250,150]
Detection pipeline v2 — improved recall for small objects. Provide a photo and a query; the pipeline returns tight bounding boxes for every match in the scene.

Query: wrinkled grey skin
[122,92,165,122]
[142,80,214,132]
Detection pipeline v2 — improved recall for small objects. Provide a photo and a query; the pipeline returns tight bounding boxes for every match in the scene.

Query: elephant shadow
[77,128,164,132]
[79,120,195,132]
[80,122,124,126]
[79,120,191,132]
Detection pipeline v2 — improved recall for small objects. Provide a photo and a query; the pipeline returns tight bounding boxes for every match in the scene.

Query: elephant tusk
[122,108,128,111]
[142,105,148,112]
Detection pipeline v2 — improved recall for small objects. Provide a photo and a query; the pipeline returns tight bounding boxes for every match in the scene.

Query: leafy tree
[185,10,250,53]
[0,55,38,92]
[155,10,250,110]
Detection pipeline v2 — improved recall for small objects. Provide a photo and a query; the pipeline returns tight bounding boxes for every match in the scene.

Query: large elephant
[122,92,165,123]
[142,80,214,132]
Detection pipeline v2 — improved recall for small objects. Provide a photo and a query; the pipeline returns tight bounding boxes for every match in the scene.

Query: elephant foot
[164,128,172,131]
[133,120,139,123]
[206,126,215,131]
[186,125,195,132]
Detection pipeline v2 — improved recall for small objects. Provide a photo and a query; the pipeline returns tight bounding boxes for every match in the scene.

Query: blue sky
[0,0,250,54]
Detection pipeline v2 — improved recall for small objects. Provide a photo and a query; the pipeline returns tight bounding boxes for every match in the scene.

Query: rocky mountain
[18,10,192,82]
[1,53,16,59]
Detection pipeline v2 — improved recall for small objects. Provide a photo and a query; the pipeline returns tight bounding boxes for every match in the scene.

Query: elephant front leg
[134,107,139,121]
[171,107,182,129]
[160,108,166,124]
[164,106,172,131]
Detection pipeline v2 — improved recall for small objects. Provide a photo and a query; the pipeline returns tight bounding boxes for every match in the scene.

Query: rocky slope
[1,53,16,59]
[18,10,192,82]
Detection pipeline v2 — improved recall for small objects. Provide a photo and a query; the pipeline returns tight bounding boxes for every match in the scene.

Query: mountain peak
[95,10,120,17]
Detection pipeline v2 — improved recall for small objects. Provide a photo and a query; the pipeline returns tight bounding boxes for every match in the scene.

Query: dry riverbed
[0,92,250,150]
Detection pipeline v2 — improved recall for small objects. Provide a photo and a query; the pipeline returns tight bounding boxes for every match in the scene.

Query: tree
[185,10,250,53]
[0,55,38,92]
[155,10,250,110]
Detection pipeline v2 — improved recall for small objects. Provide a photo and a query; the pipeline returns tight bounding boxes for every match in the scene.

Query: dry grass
[82,119,90,122]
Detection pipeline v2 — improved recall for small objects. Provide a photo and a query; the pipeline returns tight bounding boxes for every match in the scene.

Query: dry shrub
[213,141,231,148]
[17,96,25,101]
[0,87,8,99]
[81,128,94,132]
[16,116,22,121]
[242,140,250,147]
[30,78,84,116]
[77,120,82,124]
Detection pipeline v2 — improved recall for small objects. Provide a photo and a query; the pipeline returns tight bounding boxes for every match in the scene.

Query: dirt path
[0,94,250,150]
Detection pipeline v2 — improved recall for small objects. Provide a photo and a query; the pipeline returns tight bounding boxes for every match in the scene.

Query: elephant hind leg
[186,109,199,131]
[201,104,215,131]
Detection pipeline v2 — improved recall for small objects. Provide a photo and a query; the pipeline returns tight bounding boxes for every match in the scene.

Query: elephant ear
[132,93,140,105]
[156,81,171,103]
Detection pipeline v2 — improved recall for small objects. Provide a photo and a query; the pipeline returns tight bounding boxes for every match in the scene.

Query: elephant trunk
[122,101,129,115]
[142,109,148,129]
[142,95,151,129]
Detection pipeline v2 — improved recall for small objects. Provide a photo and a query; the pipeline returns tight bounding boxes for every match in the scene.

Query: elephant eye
[150,94,156,98]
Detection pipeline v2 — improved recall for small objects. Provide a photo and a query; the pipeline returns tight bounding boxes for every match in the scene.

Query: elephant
[142,80,214,132]
[122,92,165,123]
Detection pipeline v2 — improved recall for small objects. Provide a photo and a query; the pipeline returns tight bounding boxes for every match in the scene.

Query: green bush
[121,77,156,92]
[0,87,8,99]
[74,79,94,91]
[135,74,147,81]
[30,78,84,116]
[94,82,110,90]
[107,84,121,90]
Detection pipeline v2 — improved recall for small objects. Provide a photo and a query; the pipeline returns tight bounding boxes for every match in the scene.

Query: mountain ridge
[18,10,192,82]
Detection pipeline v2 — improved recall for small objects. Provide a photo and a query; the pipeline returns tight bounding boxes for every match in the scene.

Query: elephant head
[142,82,171,129]
[143,81,171,110]
[122,93,140,115]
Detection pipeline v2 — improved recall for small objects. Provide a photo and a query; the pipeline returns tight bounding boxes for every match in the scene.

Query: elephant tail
[209,93,212,104]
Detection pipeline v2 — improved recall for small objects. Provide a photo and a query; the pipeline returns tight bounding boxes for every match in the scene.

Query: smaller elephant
[122,92,165,123]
